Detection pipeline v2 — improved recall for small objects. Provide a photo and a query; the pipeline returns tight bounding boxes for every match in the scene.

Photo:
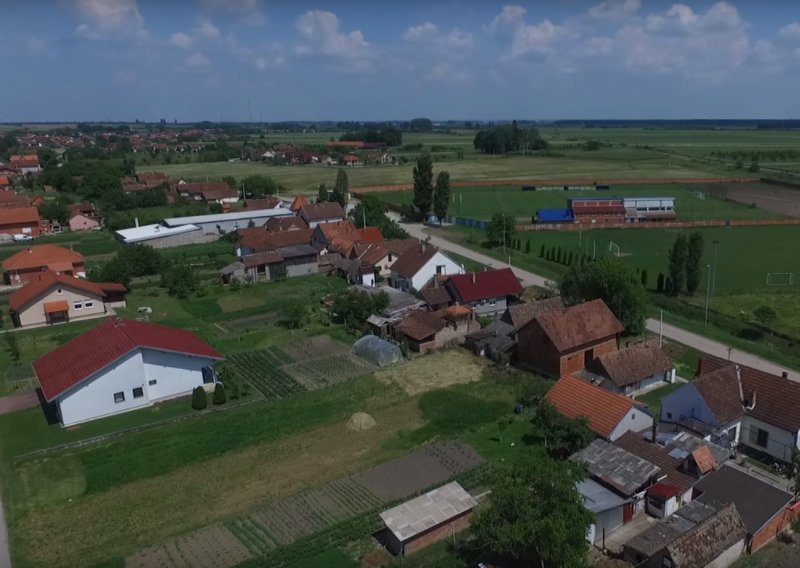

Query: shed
[353,335,402,367]
[536,208,575,223]
[578,478,630,546]
[379,481,477,556]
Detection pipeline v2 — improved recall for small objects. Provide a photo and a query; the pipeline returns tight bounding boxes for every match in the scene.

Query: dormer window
[57,289,62,295]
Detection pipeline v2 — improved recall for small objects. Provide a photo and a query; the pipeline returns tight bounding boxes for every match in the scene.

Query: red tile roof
[691,446,716,474]
[177,182,231,195]
[357,227,383,242]
[0,206,38,225]
[243,197,282,211]
[44,300,69,314]
[1,244,84,272]
[34,318,223,401]
[9,271,106,311]
[242,251,284,268]
[0,176,10,186]
[592,340,674,388]
[502,297,564,330]
[290,194,309,212]
[316,220,359,243]
[264,216,308,232]
[352,243,390,266]
[546,374,642,439]
[0,193,32,207]
[446,268,523,303]
[531,299,623,353]
[10,155,39,169]
[200,186,238,201]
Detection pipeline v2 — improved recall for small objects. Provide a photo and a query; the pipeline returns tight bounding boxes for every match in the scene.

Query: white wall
[741,416,798,462]
[705,540,746,568]
[609,407,654,441]
[142,349,217,403]
[410,251,463,291]
[18,286,105,327]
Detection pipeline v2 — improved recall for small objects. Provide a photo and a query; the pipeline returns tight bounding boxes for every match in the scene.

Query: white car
[12,234,33,242]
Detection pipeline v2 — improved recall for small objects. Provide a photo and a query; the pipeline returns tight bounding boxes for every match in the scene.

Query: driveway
[0,391,39,416]
[402,222,797,381]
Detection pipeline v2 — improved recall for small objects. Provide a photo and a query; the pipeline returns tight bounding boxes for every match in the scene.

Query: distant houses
[1,244,86,285]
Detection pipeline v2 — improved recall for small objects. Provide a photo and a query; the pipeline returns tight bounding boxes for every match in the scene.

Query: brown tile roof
[379,239,423,256]
[419,285,452,307]
[265,216,308,232]
[592,341,674,388]
[242,251,284,268]
[177,182,231,196]
[397,310,446,341]
[9,271,106,312]
[290,194,309,212]
[316,220,359,243]
[545,374,644,439]
[531,299,623,353]
[700,355,800,432]
[243,197,282,211]
[357,227,383,242]
[353,243,390,266]
[300,202,345,222]
[502,297,564,330]
[389,247,438,279]
[613,431,698,492]
[667,503,747,568]
[692,364,744,425]
[238,228,314,253]
[200,186,238,201]
[691,446,716,475]
[2,244,84,272]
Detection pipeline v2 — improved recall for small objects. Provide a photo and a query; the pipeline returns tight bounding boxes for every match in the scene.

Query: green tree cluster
[412,153,434,218]
[191,386,207,410]
[473,122,547,154]
[161,264,199,298]
[667,232,704,296]
[331,289,390,332]
[241,175,285,198]
[348,194,408,239]
[331,169,348,207]
[486,213,516,249]
[432,171,451,221]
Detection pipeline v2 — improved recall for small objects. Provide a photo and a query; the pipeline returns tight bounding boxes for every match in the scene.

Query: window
[489,299,497,307]
[631,413,636,420]
[73,301,83,310]
[57,288,63,295]
[202,366,215,384]
[132,387,144,399]
[84,301,94,308]
[113,391,125,403]
[757,428,769,448]
[435,264,445,275]
[148,379,157,386]
[667,412,673,420]
[388,253,393,262]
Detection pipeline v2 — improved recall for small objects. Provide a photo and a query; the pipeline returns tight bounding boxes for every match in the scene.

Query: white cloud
[587,0,641,21]
[226,33,284,70]
[404,22,438,42]
[296,11,370,69]
[779,22,800,41]
[197,19,221,40]
[198,0,264,24]
[170,32,192,49]
[75,0,146,39]
[489,5,528,33]
[404,22,473,50]
[426,63,470,83]
[185,52,211,69]
[488,5,569,56]
[645,2,744,36]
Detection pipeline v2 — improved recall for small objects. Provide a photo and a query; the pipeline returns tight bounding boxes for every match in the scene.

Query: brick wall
[750,507,793,552]
[559,337,617,376]
[517,320,562,376]
[404,511,473,555]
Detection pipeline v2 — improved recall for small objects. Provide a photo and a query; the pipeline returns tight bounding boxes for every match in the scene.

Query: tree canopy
[685,231,705,296]
[473,122,547,155]
[668,233,689,296]
[331,289,390,332]
[332,169,348,207]
[559,255,648,335]
[348,194,408,239]
[412,154,434,218]
[339,124,402,146]
[471,450,592,568]
[432,171,451,221]
[486,213,516,249]
[241,175,284,198]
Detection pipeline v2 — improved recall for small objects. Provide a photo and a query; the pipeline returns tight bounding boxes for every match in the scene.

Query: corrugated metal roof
[577,478,629,514]
[380,482,476,542]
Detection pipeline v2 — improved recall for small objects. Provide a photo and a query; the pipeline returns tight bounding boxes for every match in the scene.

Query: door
[623,502,634,523]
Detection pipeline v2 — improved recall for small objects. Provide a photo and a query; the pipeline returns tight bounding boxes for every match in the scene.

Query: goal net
[608,241,621,257]
[766,272,795,286]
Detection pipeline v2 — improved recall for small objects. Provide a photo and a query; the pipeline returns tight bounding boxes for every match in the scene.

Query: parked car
[12,234,33,242]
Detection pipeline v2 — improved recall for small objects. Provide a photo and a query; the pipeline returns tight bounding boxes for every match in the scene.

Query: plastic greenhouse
[353,335,403,367]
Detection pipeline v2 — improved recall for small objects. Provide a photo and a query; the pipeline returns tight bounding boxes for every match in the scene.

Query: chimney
[135,217,140,228]
[782,371,789,379]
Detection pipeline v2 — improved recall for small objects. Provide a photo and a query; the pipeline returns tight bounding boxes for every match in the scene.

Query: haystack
[347,412,376,431]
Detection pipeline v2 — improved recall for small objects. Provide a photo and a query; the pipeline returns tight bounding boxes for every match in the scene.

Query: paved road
[403,222,797,381]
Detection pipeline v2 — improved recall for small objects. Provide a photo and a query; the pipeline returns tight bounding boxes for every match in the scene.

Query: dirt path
[0,392,38,416]
[401,221,798,381]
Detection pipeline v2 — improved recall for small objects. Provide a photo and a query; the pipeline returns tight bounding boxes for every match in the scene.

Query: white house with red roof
[445,268,524,316]
[33,318,224,426]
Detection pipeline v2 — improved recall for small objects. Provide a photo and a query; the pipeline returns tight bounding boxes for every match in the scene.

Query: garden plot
[352,441,484,502]
[125,525,253,568]
[281,335,349,361]
[227,348,300,399]
[283,355,375,390]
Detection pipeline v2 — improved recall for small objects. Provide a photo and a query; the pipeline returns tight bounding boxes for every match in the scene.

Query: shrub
[229,278,241,291]
[191,386,207,410]
[753,305,777,326]
[6,333,20,361]
[212,383,226,405]
[539,243,546,257]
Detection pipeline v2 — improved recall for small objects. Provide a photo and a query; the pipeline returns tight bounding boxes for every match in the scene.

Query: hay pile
[347,412,376,431]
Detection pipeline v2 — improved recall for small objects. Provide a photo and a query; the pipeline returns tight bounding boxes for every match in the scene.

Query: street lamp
[704,264,712,326]
[711,240,720,295]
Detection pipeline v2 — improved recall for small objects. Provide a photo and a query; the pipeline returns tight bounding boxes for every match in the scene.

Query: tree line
[473,121,548,154]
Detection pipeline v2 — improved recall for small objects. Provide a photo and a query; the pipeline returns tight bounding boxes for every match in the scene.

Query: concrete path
[0,392,38,416]
[403,222,797,381]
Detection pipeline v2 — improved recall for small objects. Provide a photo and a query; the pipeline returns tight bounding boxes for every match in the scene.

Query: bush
[212,383,226,405]
[191,386,207,410]
[6,333,20,361]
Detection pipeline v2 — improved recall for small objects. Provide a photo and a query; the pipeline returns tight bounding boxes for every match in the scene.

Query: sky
[0,0,798,122]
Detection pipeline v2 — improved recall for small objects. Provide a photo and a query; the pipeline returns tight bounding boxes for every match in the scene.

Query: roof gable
[546,374,642,439]
[1,244,85,272]
[389,248,452,279]
[9,271,106,311]
[300,202,345,221]
[613,431,698,492]
[532,299,623,352]
[397,310,446,341]
[446,268,523,303]
[33,318,223,401]
[593,341,674,387]
[693,363,744,425]
[502,297,564,330]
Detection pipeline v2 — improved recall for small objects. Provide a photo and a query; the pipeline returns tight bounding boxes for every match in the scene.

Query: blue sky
[1,0,798,121]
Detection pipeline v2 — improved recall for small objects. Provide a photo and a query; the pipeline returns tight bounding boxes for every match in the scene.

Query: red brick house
[0,206,42,237]
[516,298,623,377]
[2,244,86,285]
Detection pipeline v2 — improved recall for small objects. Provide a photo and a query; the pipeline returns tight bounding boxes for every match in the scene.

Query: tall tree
[486,213,516,249]
[412,153,434,218]
[472,451,592,568]
[316,183,328,203]
[432,170,451,221]
[559,256,648,335]
[331,169,348,207]
[685,231,705,296]
[668,233,689,296]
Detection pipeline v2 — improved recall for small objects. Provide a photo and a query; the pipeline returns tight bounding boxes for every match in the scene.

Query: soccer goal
[766,272,795,286]
[608,241,621,257]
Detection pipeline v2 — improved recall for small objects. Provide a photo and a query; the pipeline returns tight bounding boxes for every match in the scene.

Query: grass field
[378,183,780,222]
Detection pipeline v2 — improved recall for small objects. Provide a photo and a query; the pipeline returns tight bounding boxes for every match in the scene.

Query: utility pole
[704,264,712,325]
[659,309,663,347]
[502,213,506,256]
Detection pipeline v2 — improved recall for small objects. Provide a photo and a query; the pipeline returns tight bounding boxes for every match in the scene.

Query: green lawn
[379,183,780,222]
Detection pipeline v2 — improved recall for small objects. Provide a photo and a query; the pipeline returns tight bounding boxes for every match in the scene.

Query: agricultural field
[378,183,781,222]
[376,349,486,396]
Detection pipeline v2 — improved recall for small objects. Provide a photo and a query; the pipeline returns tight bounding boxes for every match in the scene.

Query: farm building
[1,244,86,285]
[33,318,223,426]
[577,478,631,547]
[298,202,347,228]
[0,206,42,237]
[379,481,477,556]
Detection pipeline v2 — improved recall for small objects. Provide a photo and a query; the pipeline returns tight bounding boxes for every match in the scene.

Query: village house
[0,191,32,208]
[69,210,102,232]
[660,355,800,461]
[175,182,239,204]
[9,271,127,328]
[235,228,313,257]
[444,268,523,317]
[299,202,347,228]
[395,306,476,352]
[389,247,463,293]
[583,340,676,396]
[516,299,623,377]
[33,318,223,426]
[546,374,654,441]
[241,197,283,211]
[265,215,308,232]
[311,220,360,253]
[2,244,86,285]
[0,206,41,237]
[9,154,41,175]
[419,282,453,311]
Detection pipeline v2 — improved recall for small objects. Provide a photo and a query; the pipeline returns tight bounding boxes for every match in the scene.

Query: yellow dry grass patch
[377,349,487,396]
[15,398,423,567]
